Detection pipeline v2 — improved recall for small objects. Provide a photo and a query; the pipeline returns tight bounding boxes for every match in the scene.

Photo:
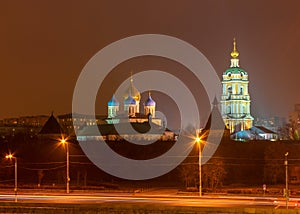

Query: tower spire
[130,70,133,82]
[231,37,239,59]
[230,37,240,67]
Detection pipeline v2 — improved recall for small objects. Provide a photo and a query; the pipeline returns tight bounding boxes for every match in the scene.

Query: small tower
[124,94,137,117]
[107,95,119,118]
[220,38,254,133]
[144,92,156,117]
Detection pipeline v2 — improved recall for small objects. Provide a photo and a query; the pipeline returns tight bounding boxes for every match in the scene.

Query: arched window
[227,106,231,114]
[228,86,232,94]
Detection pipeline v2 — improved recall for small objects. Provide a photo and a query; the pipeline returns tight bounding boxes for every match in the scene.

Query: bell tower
[220,38,254,133]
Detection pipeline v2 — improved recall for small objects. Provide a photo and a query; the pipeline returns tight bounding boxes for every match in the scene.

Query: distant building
[0,115,49,137]
[220,38,254,134]
[2,115,49,127]
[254,116,285,132]
[231,126,278,141]
[57,113,106,135]
[289,104,300,140]
[254,116,286,139]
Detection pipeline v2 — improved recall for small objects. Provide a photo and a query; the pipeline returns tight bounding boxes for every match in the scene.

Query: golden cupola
[230,37,239,59]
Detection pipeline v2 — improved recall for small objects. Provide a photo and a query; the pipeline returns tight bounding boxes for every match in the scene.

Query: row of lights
[4,137,70,202]
[6,134,201,202]
[5,132,291,207]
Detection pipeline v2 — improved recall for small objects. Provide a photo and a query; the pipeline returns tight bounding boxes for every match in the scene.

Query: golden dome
[124,76,141,101]
[230,37,239,59]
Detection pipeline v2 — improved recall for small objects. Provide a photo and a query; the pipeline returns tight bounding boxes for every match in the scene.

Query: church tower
[107,95,119,118]
[220,38,254,133]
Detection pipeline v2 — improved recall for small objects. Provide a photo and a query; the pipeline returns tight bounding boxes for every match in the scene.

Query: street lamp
[284,152,289,209]
[5,154,17,202]
[61,138,70,194]
[195,130,203,197]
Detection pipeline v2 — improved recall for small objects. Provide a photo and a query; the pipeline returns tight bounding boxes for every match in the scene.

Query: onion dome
[225,67,247,75]
[108,95,119,106]
[124,76,141,101]
[231,37,239,59]
[145,93,156,106]
[124,95,136,105]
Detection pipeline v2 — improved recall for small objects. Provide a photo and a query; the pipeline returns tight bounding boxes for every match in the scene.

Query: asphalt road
[0,193,298,209]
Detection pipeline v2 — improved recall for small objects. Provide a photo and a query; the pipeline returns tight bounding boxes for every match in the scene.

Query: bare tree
[264,143,285,184]
[202,158,226,191]
[179,163,198,189]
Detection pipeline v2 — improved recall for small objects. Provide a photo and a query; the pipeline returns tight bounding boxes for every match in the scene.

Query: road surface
[0,192,298,209]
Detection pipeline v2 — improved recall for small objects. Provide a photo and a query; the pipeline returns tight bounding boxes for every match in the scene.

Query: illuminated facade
[221,38,254,133]
[106,76,162,126]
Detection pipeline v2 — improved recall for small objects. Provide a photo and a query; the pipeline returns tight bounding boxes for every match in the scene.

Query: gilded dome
[124,77,141,101]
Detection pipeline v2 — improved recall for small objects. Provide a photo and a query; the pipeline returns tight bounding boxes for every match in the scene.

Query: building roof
[204,100,226,131]
[250,126,277,134]
[145,94,156,106]
[39,114,63,134]
[224,67,247,75]
[108,95,119,106]
[231,130,253,141]
[124,95,136,105]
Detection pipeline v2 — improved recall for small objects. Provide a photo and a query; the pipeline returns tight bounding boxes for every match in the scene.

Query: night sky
[1,1,300,128]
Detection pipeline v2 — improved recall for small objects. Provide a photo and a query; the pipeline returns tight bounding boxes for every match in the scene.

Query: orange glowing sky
[1,1,300,127]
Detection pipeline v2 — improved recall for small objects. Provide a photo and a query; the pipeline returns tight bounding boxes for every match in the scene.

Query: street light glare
[5,154,13,159]
[59,137,70,193]
[195,137,201,143]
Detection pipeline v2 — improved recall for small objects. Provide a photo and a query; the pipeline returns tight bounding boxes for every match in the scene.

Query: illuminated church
[76,76,174,142]
[106,77,162,126]
[220,38,254,133]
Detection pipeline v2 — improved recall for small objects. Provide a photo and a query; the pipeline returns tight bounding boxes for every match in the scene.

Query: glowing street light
[5,154,17,202]
[61,138,70,194]
[195,129,203,197]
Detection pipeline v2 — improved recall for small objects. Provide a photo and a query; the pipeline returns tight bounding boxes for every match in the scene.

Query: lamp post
[61,139,70,194]
[5,154,17,202]
[195,130,202,197]
[284,152,289,209]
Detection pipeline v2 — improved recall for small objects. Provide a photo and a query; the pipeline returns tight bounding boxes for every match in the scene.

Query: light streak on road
[0,193,299,209]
